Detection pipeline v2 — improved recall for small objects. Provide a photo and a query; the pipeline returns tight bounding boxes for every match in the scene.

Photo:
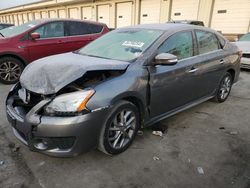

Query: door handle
[188,67,198,73]
[220,59,225,64]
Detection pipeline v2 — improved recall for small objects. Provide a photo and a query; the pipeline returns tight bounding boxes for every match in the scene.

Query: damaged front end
[6,53,128,156]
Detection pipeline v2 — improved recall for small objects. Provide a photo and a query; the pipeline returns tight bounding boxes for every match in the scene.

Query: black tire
[98,100,140,155]
[0,57,24,84]
[213,72,233,103]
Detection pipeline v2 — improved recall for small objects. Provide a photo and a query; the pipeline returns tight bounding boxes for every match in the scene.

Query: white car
[235,33,250,69]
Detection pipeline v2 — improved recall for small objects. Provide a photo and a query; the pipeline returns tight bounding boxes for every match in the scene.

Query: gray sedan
[6,24,241,157]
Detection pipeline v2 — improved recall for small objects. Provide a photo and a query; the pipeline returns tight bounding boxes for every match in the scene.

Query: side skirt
[144,95,214,127]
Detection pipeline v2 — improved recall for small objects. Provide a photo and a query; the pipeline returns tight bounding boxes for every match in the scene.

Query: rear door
[193,30,226,96]
[149,31,203,118]
[64,21,104,51]
[27,21,67,62]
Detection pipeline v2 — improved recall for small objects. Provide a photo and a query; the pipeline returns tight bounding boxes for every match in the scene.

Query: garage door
[97,4,110,27]
[81,6,93,20]
[211,0,250,34]
[23,13,28,23]
[13,15,18,25]
[116,2,133,28]
[41,11,48,19]
[171,0,200,20]
[18,14,23,24]
[140,0,161,24]
[69,8,79,19]
[28,12,33,21]
[34,12,41,20]
[58,9,66,18]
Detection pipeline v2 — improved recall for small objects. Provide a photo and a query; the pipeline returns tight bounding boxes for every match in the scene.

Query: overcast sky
[0,0,44,10]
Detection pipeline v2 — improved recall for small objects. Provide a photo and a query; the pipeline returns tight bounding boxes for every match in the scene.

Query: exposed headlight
[45,89,95,115]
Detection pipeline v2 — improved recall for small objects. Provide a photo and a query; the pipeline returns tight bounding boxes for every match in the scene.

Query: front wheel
[0,57,24,84]
[98,101,140,155]
[213,72,233,103]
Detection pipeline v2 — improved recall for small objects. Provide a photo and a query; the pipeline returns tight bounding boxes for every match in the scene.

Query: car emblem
[18,88,30,104]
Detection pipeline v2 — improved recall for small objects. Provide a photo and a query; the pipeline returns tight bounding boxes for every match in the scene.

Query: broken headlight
[44,89,95,115]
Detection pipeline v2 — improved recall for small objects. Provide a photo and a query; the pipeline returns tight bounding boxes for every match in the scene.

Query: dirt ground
[0,71,250,188]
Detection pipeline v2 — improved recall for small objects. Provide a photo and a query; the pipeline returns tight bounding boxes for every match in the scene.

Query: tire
[0,57,24,84]
[98,100,140,155]
[213,72,233,103]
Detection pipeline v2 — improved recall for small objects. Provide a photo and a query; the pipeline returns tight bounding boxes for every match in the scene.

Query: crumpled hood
[20,52,129,95]
[234,41,250,53]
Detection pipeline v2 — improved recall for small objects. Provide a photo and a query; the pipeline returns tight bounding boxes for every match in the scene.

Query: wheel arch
[227,68,235,82]
[111,92,147,128]
[0,53,28,67]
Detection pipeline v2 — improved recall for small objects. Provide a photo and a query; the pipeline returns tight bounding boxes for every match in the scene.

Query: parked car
[6,24,241,157]
[0,19,109,84]
[0,23,14,30]
[234,32,250,69]
[168,20,205,26]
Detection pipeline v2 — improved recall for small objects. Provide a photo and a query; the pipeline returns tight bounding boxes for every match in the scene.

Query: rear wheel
[0,57,24,84]
[213,72,233,103]
[98,101,140,155]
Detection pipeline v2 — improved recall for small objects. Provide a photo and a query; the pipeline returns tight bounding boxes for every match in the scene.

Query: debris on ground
[137,130,143,136]
[197,167,204,175]
[151,123,168,133]
[0,160,4,166]
[219,127,225,130]
[229,131,238,135]
[188,159,191,163]
[153,156,160,161]
[12,145,20,152]
[152,131,163,137]
[38,161,45,167]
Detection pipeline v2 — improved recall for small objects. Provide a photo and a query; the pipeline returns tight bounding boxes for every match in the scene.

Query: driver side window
[32,22,65,39]
[158,31,194,60]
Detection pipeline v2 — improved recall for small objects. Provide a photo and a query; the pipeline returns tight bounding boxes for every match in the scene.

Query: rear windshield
[0,20,41,37]
[78,29,163,61]
[239,33,250,41]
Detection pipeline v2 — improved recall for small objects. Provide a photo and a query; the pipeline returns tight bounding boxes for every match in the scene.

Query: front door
[149,31,204,118]
[27,21,67,62]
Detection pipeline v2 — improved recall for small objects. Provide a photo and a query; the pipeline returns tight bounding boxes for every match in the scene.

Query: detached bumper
[6,97,109,157]
[241,57,250,69]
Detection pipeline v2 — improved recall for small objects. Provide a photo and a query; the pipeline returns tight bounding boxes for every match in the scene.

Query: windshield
[0,20,41,37]
[239,33,250,41]
[78,29,163,61]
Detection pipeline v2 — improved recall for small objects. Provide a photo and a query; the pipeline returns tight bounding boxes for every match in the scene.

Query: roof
[120,23,210,32]
[34,18,107,26]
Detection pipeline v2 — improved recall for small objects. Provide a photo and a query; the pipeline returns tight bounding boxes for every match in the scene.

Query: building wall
[0,0,249,35]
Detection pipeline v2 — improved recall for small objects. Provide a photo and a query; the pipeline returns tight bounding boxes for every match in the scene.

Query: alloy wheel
[108,110,136,149]
[219,75,232,100]
[0,61,21,82]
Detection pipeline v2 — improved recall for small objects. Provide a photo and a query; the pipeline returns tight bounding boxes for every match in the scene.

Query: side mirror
[31,32,40,40]
[154,53,178,66]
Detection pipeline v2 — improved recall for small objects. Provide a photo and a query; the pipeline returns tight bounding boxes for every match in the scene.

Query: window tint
[33,22,64,38]
[68,21,103,36]
[196,31,219,54]
[158,31,193,60]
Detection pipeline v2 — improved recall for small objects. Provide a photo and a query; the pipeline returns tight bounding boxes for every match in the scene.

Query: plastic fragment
[0,160,4,166]
[153,156,160,161]
[152,131,163,137]
[197,167,204,175]
[137,130,143,136]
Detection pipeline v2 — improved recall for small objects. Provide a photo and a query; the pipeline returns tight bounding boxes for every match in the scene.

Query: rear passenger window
[196,31,220,54]
[68,22,103,36]
[158,31,193,60]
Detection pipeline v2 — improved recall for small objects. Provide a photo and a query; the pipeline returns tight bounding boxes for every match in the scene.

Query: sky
[0,0,44,10]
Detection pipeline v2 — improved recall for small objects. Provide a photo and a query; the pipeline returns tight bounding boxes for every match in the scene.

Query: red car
[0,19,109,84]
